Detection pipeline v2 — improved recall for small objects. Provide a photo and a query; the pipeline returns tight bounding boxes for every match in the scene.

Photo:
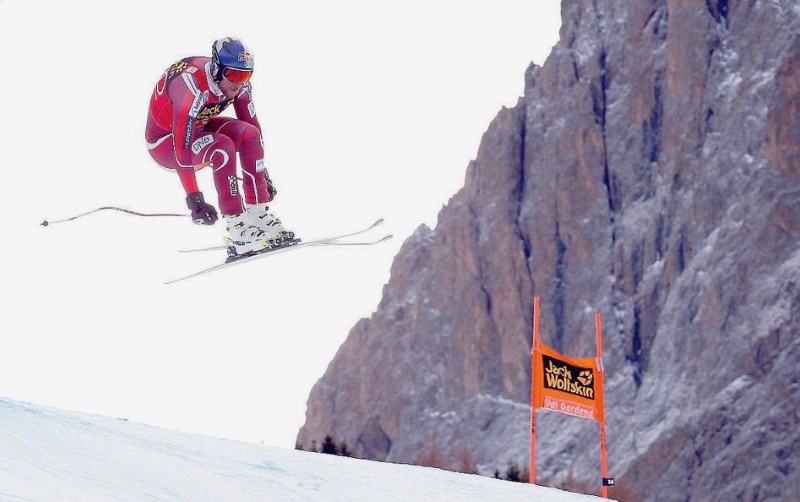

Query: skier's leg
[147,125,248,216]
[145,132,205,195]
[206,118,270,204]
[205,118,293,243]
[199,134,244,216]
[197,131,272,254]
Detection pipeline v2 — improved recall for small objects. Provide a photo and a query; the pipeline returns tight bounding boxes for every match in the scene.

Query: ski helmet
[211,37,254,83]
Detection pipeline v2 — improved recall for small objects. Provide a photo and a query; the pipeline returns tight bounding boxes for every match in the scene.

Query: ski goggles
[222,67,253,84]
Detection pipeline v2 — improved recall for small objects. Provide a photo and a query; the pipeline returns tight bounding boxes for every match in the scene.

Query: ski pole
[41,206,189,226]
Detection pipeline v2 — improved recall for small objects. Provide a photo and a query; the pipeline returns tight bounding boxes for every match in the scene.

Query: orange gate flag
[529,297,611,497]
[532,343,605,423]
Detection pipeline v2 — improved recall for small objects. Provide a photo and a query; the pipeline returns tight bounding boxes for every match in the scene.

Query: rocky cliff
[298,1,800,500]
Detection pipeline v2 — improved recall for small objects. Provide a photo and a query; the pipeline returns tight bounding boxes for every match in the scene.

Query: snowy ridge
[0,398,606,502]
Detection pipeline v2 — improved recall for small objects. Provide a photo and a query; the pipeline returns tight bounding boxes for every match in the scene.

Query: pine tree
[338,441,353,457]
[505,462,522,482]
[321,435,339,455]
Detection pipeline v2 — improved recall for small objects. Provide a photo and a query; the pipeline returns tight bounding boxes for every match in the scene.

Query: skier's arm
[233,83,276,199]
[168,74,217,225]
[233,83,262,133]
[168,73,208,194]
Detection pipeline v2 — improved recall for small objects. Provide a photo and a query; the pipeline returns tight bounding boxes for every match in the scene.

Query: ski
[312,235,393,246]
[178,218,386,253]
[165,219,389,285]
[179,233,393,253]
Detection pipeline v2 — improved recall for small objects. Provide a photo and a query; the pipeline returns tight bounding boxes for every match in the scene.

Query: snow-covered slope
[0,398,604,502]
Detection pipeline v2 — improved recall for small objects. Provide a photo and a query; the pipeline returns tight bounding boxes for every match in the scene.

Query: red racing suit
[145,56,271,216]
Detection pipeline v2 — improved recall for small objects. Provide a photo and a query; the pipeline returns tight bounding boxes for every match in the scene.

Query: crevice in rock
[596,48,619,234]
[644,72,664,166]
[467,202,500,339]
[655,213,666,258]
[629,304,644,388]
[553,218,567,351]
[677,229,687,273]
[705,0,730,29]
[568,32,581,83]
[482,284,493,318]
[516,107,533,280]
[704,108,715,139]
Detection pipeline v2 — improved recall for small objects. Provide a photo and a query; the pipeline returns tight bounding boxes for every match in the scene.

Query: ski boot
[223,212,273,261]
[246,202,300,246]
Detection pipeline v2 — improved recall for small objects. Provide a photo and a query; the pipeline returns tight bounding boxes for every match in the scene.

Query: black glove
[266,178,277,201]
[186,192,218,225]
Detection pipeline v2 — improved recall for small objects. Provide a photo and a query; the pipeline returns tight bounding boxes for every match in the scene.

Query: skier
[145,37,294,255]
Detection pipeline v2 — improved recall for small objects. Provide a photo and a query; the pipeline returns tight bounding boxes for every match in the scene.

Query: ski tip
[41,220,49,227]
[381,234,394,242]
[373,218,384,227]
[164,275,193,285]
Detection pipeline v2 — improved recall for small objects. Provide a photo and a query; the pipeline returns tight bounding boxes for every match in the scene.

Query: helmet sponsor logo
[191,134,214,154]
[237,51,254,65]
[543,355,595,400]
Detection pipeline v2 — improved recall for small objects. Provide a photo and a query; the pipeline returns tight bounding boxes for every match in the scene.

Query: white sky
[0,1,561,448]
